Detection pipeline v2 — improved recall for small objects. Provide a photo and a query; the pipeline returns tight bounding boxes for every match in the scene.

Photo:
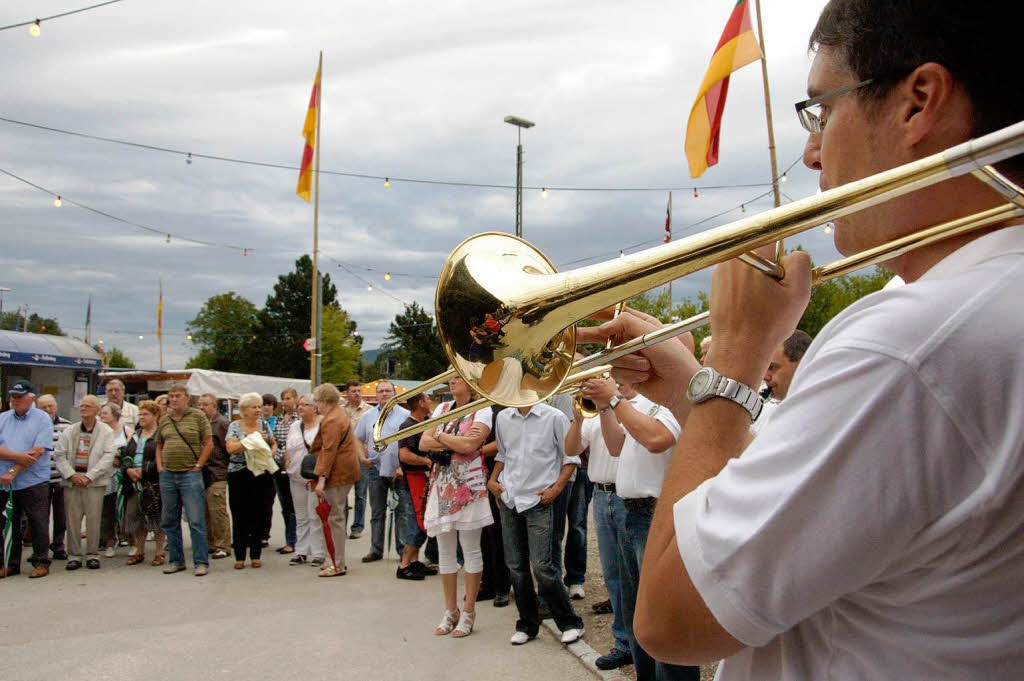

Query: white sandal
[434,609,460,636]
[451,610,476,638]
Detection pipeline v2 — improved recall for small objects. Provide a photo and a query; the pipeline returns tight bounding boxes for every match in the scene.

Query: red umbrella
[315,498,338,570]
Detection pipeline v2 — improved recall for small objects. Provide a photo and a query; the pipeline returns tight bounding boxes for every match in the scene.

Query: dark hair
[261,393,278,407]
[782,330,813,363]
[402,393,427,409]
[345,379,361,390]
[810,0,1021,180]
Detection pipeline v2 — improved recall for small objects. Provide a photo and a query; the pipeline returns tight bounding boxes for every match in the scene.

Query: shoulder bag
[301,422,349,480]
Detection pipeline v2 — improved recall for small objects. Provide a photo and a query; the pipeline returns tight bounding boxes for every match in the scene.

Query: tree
[321,305,362,384]
[0,311,64,335]
[103,347,135,368]
[382,302,448,380]
[185,292,259,372]
[249,255,341,378]
[798,266,891,336]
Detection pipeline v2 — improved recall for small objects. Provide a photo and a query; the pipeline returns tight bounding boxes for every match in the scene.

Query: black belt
[623,497,657,511]
[594,482,616,493]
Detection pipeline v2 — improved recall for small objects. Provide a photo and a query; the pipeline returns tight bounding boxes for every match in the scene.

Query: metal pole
[310,51,323,386]
[515,130,524,238]
[315,271,323,383]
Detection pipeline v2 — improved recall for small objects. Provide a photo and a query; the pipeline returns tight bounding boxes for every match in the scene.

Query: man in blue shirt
[0,380,55,578]
[352,381,409,562]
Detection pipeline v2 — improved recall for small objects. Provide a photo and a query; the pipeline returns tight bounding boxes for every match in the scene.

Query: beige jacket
[53,420,117,487]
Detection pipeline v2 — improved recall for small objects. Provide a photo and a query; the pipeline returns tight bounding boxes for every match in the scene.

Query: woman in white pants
[419,376,494,638]
[284,394,325,566]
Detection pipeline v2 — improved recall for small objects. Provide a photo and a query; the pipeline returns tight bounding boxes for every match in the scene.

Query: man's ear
[894,61,962,147]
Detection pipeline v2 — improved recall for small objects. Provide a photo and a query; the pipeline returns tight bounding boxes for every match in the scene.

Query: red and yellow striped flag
[296,61,322,201]
[684,0,763,178]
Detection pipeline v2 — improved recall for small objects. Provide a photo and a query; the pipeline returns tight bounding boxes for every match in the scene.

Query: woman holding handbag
[225,392,277,569]
[419,376,494,638]
[121,401,166,566]
[284,394,325,566]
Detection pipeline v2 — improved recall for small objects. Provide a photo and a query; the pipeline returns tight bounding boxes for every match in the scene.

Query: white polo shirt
[614,393,681,499]
[674,226,1024,680]
[579,416,617,485]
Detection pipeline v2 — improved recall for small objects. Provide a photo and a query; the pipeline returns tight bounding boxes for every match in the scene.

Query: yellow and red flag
[685,0,763,178]
[296,61,322,201]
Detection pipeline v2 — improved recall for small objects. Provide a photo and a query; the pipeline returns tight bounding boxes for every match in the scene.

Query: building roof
[0,330,103,369]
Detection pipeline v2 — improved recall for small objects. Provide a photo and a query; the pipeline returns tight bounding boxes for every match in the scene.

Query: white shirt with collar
[495,403,579,512]
[614,393,681,499]
[674,226,1024,680]
[579,416,618,485]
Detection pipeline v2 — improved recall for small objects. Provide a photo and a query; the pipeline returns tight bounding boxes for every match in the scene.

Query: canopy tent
[185,369,310,401]
[0,330,102,369]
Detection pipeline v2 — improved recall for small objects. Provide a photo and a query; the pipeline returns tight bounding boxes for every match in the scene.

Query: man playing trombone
[580,1,1024,678]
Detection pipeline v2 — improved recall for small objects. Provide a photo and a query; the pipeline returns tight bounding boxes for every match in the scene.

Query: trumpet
[373,121,1024,450]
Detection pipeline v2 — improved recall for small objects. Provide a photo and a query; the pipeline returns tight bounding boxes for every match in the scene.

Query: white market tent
[185,369,310,401]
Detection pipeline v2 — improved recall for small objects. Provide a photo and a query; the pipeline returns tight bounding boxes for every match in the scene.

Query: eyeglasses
[794,78,873,133]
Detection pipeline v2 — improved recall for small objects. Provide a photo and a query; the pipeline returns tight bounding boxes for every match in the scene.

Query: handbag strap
[299,422,312,454]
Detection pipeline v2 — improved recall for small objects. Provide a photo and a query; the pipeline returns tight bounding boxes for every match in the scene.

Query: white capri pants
[290,478,325,559]
[436,528,483,575]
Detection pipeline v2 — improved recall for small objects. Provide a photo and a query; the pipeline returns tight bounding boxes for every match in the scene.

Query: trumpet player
[577,1,1024,678]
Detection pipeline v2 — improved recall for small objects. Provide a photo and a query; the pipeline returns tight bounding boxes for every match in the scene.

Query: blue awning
[0,330,103,370]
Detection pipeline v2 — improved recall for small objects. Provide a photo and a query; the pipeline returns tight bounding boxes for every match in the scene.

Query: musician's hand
[709,249,812,388]
[578,308,700,414]
[581,377,617,410]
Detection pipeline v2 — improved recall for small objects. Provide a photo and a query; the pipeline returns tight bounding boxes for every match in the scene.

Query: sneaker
[118,539,130,547]
[510,631,535,645]
[146,531,154,541]
[86,558,101,570]
[211,549,230,560]
[194,564,208,577]
[396,565,425,581]
[289,555,307,565]
[65,560,81,571]
[348,529,362,539]
[568,584,586,600]
[104,546,116,558]
[128,546,139,557]
[163,564,187,574]
[595,648,633,670]
[361,552,382,563]
[410,561,438,576]
[560,628,584,644]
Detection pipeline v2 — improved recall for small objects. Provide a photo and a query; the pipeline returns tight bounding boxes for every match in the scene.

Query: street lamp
[504,115,535,238]
[0,287,10,320]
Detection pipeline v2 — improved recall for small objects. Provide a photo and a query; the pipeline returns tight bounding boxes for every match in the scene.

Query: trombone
[373,121,1024,449]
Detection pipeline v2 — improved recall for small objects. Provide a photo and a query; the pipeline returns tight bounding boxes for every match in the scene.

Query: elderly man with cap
[0,380,55,578]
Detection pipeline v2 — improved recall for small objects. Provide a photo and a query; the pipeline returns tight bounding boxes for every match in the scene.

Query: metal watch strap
[712,374,763,422]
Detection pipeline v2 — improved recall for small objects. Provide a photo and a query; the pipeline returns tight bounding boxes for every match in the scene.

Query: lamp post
[504,115,535,238]
[0,287,9,320]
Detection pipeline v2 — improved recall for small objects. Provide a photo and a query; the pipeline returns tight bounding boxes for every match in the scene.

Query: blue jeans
[395,476,426,548]
[365,465,399,556]
[273,471,297,547]
[564,469,593,586]
[159,470,209,567]
[619,499,700,681]
[499,501,583,636]
[593,488,631,654]
[551,480,573,578]
[351,464,370,532]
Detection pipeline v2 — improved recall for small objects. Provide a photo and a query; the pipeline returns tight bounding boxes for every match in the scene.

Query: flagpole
[310,51,323,386]
[158,278,164,371]
[666,191,673,314]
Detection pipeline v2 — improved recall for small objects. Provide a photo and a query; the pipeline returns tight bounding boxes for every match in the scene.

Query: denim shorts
[397,477,427,548]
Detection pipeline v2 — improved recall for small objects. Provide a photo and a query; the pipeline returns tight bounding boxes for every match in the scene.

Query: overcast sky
[1,0,834,372]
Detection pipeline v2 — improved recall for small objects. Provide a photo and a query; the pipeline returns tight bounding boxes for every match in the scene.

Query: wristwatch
[605,395,623,412]
[686,366,763,422]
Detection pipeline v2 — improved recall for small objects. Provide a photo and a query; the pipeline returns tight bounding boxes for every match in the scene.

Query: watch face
[688,367,713,399]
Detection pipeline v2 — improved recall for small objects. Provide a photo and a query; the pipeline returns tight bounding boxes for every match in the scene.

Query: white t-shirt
[580,416,618,485]
[674,226,1024,680]
[614,393,681,499]
[285,420,319,482]
[429,402,493,436]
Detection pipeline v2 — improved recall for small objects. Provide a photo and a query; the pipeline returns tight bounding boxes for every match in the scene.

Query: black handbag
[301,422,349,480]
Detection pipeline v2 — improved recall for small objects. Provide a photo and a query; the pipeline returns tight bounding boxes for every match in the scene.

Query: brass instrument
[373,121,1024,449]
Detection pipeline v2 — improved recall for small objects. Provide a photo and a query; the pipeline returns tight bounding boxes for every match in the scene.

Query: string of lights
[0,0,124,35]
[0,115,789,194]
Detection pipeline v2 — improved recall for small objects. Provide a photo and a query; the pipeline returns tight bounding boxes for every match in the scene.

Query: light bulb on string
[693,187,699,198]
[138,335,144,340]
[186,334,193,341]
[781,173,788,183]
[367,284,373,292]
[541,188,548,199]
[384,177,390,189]
[97,339,104,346]
[384,272,391,281]
[53,196,62,208]
[29,20,40,37]
[186,153,193,165]
[165,234,171,244]
[824,223,834,234]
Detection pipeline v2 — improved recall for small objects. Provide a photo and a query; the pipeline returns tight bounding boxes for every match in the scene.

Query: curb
[541,618,630,681]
